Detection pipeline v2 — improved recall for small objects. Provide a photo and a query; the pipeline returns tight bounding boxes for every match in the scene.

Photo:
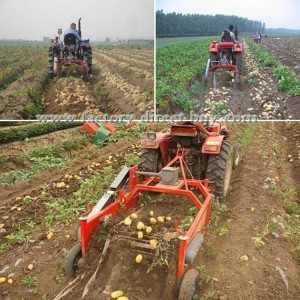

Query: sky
[0,0,154,41]
[156,0,300,30]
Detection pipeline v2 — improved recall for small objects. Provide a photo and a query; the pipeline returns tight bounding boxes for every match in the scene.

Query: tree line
[156,10,266,38]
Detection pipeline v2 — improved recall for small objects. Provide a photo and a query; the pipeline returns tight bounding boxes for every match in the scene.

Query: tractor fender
[234,43,243,52]
[202,135,225,155]
[209,41,218,53]
[142,133,176,165]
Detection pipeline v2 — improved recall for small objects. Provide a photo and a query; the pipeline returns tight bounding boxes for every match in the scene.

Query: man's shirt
[64,28,83,42]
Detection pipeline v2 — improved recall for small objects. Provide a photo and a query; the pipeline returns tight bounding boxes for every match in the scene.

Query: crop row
[95,50,153,79]
[156,38,213,113]
[93,57,153,113]
[247,40,300,96]
[0,122,82,145]
[0,47,47,91]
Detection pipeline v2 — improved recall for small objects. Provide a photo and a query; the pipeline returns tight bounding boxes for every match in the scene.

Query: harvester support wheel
[139,148,162,173]
[205,140,234,199]
[233,143,241,169]
[178,269,199,300]
[65,243,82,277]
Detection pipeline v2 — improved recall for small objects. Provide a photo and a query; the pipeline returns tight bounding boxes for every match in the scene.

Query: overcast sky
[0,0,154,41]
[157,0,300,30]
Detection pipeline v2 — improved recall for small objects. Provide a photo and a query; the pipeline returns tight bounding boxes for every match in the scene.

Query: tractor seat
[64,33,77,46]
[219,42,234,48]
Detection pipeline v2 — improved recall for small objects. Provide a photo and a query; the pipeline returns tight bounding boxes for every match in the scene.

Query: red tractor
[204,31,244,88]
[139,123,241,199]
[48,18,92,81]
[64,123,240,299]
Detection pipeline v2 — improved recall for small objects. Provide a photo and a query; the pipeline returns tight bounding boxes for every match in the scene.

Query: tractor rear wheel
[235,52,244,76]
[48,47,54,78]
[65,243,82,277]
[205,140,234,199]
[139,148,162,173]
[178,269,198,300]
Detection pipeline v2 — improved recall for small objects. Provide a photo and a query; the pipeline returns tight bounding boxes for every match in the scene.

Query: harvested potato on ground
[130,213,138,220]
[150,218,157,225]
[149,211,154,217]
[157,216,164,223]
[146,226,152,234]
[111,290,124,298]
[165,216,172,221]
[135,254,143,263]
[28,264,34,271]
[117,297,129,300]
[136,222,145,230]
[0,277,6,284]
[124,217,132,226]
[150,239,158,250]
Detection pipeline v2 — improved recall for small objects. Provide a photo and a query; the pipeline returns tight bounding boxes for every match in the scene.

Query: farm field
[0,46,154,120]
[262,37,300,76]
[156,37,300,119]
[0,122,299,299]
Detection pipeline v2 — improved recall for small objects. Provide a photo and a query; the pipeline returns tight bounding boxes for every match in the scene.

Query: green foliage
[124,153,139,166]
[0,122,82,145]
[157,39,213,112]
[22,275,38,289]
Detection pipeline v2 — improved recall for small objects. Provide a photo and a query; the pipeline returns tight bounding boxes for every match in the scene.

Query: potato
[165,216,172,221]
[117,297,129,300]
[8,279,13,284]
[149,211,154,217]
[137,231,143,239]
[47,232,54,240]
[135,254,143,263]
[0,277,6,284]
[150,218,157,225]
[157,216,165,223]
[130,213,138,220]
[111,290,124,298]
[146,226,152,234]
[124,217,132,226]
[150,239,158,250]
[136,222,145,230]
[28,264,34,271]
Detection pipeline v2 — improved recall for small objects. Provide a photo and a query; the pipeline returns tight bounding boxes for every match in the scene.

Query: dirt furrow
[93,55,154,116]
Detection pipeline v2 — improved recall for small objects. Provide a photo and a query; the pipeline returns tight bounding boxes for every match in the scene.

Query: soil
[262,38,300,76]
[0,123,300,300]
[195,38,300,120]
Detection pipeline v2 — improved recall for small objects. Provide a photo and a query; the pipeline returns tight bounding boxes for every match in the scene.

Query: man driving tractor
[220,24,237,43]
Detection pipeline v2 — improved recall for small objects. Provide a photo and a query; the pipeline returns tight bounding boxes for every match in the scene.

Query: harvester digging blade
[82,234,111,298]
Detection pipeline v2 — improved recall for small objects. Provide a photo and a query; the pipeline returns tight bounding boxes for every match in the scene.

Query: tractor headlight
[147,132,156,140]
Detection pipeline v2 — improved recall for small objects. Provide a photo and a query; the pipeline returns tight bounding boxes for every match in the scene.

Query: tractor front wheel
[179,269,199,300]
[139,148,162,173]
[65,243,82,277]
[205,140,234,199]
